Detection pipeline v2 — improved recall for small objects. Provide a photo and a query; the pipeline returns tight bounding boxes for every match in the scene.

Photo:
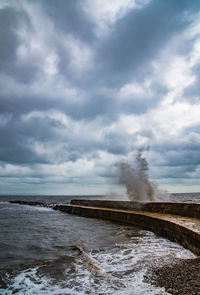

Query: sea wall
[70,199,200,219]
[58,203,200,255]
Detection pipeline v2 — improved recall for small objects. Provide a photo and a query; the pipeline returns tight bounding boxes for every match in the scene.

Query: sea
[0,193,200,295]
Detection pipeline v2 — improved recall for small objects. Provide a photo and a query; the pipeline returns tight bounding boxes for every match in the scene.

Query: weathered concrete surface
[56,201,200,256]
[70,199,200,219]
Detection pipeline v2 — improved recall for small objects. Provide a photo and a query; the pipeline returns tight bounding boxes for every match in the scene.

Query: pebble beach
[147,258,200,295]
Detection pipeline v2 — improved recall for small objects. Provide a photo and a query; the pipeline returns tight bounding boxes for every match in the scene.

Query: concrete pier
[55,200,200,256]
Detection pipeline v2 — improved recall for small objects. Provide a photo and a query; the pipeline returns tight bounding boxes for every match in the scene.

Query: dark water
[0,194,199,295]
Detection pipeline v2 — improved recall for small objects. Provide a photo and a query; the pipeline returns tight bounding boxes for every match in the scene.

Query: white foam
[1,267,77,295]
[19,205,53,212]
[1,230,196,294]
[30,206,53,212]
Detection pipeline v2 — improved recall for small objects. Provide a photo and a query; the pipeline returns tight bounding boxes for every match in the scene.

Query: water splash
[115,151,168,202]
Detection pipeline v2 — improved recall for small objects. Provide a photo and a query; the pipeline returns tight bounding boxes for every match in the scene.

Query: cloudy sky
[0,0,200,195]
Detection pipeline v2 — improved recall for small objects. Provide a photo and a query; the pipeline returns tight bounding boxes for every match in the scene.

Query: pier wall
[57,201,200,256]
[70,199,200,219]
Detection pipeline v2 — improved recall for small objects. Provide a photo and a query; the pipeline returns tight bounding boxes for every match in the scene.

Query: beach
[146,258,200,295]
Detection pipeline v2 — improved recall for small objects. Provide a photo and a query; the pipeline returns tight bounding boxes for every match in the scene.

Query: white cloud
[1,0,200,194]
[148,101,200,140]
[62,34,94,75]
[21,110,69,125]
[0,163,32,177]
[83,0,150,37]
[119,81,147,98]
[161,56,195,90]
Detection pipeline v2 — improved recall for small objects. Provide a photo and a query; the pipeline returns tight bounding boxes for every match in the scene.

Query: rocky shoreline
[145,258,200,295]
[9,200,56,208]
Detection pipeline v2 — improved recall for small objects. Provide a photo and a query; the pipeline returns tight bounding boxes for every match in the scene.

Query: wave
[1,237,194,295]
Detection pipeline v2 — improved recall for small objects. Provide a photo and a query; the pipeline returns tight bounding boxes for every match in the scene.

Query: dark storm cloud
[104,131,130,155]
[0,110,99,165]
[0,114,51,164]
[39,0,95,43]
[137,116,200,182]
[0,95,51,115]
[0,6,40,83]
[0,82,160,124]
[0,0,187,121]
[0,7,20,67]
[64,95,118,121]
[121,95,159,115]
[0,0,200,193]
[150,138,200,181]
[32,0,97,85]
[96,0,200,86]
[164,146,200,167]
[0,92,114,122]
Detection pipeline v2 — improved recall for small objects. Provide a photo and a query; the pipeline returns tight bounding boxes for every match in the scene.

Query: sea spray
[114,151,168,202]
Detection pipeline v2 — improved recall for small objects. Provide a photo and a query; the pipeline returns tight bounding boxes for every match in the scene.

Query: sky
[0,0,200,195]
